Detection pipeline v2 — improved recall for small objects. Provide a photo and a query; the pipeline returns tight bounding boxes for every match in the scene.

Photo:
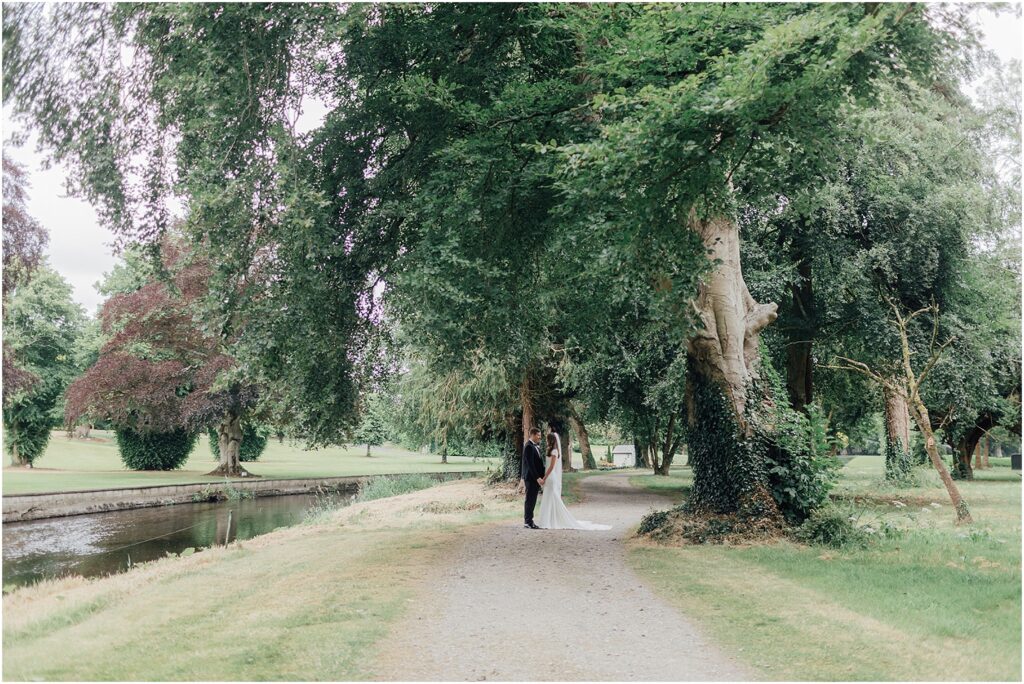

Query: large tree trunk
[786,258,814,412]
[908,397,972,523]
[633,439,648,468]
[570,415,596,470]
[685,214,780,519]
[207,410,248,477]
[883,382,913,483]
[564,427,574,472]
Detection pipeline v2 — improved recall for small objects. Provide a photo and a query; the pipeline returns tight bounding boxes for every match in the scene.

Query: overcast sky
[2,6,1021,316]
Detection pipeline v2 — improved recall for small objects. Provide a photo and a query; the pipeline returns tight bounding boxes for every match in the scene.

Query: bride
[537,431,611,531]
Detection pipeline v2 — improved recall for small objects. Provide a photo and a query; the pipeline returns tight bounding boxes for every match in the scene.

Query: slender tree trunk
[883,383,913,483]
[563,427,574,473]
[685,213,780,518]
[441,434,448,464]
[786,258,814,412]
[648,438,660,475]
[982,436,990,469]
[973,441,982,471]
[994,442,1003,459]
[208,410,247,477]
[908,396,971,523]
[366,443,372,457]
[655,414,676,476]
[570,415,595,470]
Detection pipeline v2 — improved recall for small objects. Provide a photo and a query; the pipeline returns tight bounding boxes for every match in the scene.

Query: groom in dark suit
[521,427,545,529]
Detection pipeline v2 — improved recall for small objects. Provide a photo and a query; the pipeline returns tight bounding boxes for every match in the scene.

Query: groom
[521,427,545,529]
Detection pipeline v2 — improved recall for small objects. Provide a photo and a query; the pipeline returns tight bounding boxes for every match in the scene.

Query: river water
[2,492,349,589]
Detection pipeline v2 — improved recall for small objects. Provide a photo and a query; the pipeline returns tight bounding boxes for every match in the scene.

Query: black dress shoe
[524,522,541,529]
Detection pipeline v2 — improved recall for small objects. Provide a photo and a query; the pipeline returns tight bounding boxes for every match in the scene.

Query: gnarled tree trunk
[685,213,780,518]
[883,382,913,483]
[207,410,248,477]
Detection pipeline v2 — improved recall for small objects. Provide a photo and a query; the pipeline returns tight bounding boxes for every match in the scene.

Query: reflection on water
[2,493,348,589]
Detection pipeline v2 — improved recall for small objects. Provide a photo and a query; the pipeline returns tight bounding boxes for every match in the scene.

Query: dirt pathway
[372,472,751,681]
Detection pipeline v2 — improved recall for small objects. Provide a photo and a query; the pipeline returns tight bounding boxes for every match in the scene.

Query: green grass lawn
[2,430,497,495]
[2,483,517,680]
[629,456,1022,680]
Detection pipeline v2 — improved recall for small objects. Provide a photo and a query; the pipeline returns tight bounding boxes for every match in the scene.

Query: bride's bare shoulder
[550,449,559,458]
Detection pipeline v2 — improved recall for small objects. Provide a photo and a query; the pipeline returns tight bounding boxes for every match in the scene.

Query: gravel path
[372,472,751,681]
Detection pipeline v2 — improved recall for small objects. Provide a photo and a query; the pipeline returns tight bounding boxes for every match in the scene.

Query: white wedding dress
[537,434,611,531]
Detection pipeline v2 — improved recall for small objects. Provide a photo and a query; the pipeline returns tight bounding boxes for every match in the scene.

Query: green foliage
[637,509,672,536]
[3,418,51,467]
[3,266,85,465]
[207,423,269,463]
[115,428,198,471]
[760,357,841,523]
[355,393,390,456]
[795,505,868,549]
[686,360,773,518]
[355,474,435,503]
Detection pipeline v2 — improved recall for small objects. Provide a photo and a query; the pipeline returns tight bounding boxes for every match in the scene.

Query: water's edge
[2,470,482,523]
[3,471,477,589]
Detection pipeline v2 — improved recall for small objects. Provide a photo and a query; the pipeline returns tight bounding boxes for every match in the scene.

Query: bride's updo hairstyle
[546,432,558,454]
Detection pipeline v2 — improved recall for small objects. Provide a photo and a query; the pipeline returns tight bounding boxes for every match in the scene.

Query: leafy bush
[355,474,435,502]
[759,361,841,523]
[208,422,269,462]
[637,509,671,535]
[795,504,868,549]
[116,428,198,470]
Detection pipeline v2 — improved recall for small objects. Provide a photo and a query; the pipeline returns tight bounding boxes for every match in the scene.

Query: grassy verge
[628,456,1022,680]
[2,479,517,680]
[2,430,497,495]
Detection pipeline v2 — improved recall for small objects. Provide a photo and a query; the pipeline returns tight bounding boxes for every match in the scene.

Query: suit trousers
[524,480,541,524]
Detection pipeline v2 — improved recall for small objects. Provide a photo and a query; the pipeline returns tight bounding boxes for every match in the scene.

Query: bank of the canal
[2,472,476,588]
[2,471,472,522]
[3,492,328,588]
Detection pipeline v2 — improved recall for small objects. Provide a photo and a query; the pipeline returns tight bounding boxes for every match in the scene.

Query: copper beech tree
[65,239,258,476]
[827,298,972,524]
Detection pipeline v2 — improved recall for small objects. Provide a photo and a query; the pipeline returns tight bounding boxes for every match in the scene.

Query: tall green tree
[3,266,85,466]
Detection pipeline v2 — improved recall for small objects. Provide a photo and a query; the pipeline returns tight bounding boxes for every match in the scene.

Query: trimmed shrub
[116,428,197,470]
[208,422,269,462]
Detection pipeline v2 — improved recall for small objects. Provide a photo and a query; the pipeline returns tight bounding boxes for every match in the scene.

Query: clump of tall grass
[355,474,436,503]
[303,489,353,525]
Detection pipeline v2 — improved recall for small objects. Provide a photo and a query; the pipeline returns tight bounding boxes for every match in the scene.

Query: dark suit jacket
[521,440,545,483]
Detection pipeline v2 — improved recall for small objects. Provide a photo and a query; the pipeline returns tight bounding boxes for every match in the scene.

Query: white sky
[1,5,1021,315]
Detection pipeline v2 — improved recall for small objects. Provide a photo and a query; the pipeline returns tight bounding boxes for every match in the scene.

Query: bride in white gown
[537,432,611,531]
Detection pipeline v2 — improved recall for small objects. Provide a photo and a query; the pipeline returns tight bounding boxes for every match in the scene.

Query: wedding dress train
[537,434,611,531]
